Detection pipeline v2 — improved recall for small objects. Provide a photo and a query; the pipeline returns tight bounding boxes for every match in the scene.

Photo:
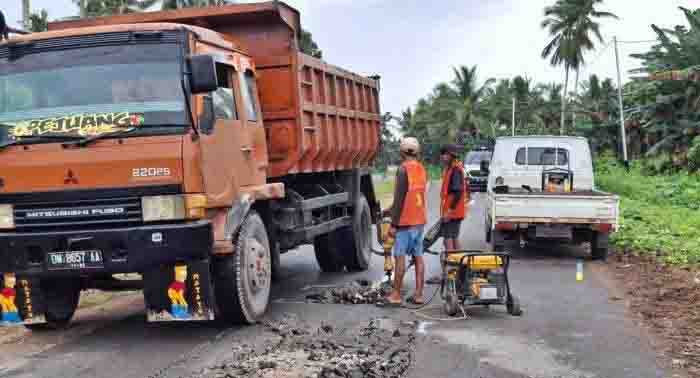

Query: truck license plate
[536,225,572,239]
[47,250,104,270]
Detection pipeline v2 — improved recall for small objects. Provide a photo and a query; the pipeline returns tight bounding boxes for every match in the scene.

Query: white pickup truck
[483,136,619,260]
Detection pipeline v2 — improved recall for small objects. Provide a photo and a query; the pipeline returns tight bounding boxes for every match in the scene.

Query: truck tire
[491,230,505,252]
[591,232,609,261]
[313,233,345,272]
[485,217,492,243]
[26,278,81,331]
[339,195,372,272]
[213,211,271,324]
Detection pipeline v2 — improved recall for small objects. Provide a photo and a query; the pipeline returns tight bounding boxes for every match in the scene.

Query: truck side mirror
[199,95,215,135]
[480,160,490,174]
[189,55,218,94]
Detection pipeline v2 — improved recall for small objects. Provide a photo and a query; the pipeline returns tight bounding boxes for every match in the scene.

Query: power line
[617,39,657,44]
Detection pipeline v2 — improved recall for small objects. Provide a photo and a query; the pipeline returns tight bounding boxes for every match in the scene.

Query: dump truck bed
[49,1,381,178]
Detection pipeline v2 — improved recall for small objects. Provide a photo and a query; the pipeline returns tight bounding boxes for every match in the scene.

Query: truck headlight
[141,195,208,222]
[0,204,14,229]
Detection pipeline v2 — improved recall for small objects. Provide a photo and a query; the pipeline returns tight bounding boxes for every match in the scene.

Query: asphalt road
[0,187,666,378]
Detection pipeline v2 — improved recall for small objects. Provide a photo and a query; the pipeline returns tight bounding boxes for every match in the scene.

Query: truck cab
[464,147,492,192]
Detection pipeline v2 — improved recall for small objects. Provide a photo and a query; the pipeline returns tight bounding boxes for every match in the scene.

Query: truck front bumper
[0,220,212,276]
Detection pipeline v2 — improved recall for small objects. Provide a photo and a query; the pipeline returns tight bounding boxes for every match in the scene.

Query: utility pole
[22,0,31,30]
[613,36,629,171]
[511,97,515,136]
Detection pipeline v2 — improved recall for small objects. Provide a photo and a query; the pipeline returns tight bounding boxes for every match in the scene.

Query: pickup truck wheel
[491,230,505,252]
[214,211,271,324]
[26,278,81,331]
[591,246,609,261]
[485,217,492,243]
[591,232,609,261]
[340,195,372,272]
[313,233,345,272]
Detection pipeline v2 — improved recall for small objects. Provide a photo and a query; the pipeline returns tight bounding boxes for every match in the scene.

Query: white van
[483,136,619,259]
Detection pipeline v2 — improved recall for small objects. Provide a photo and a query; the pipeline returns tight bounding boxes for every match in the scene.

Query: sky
[2,0,699,117]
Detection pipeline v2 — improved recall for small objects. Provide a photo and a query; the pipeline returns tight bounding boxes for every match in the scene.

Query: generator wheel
[507,295,522,316]
[313,233,345,272]
[339,195,372,272]
[443,294,459,317]
[26,278,81,331]
[214,211,271,324]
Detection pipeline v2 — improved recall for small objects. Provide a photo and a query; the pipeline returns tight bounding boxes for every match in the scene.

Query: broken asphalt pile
[305,280,392,305]
[192,314,417,378]
[612,253,700,376]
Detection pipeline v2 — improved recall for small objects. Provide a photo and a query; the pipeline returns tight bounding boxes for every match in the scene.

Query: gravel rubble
[190,314,417,378]
[305,280,395,305]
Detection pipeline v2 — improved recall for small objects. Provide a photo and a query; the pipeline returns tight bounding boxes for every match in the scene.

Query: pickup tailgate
[490,191,619,226]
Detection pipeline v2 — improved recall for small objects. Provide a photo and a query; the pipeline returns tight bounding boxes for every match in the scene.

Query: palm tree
[28,9,49,32]
[541,0,618,135]
[74,0,159,17]
[161,0,231,10]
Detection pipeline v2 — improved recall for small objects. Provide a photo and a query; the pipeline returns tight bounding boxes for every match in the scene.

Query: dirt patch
[190,314,417,378]
[610,252,700,376]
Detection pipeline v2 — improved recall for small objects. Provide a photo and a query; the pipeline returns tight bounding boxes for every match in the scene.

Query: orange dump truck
[0,2,381,328]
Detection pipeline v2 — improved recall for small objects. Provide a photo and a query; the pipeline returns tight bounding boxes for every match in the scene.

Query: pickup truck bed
[489,190,619,225]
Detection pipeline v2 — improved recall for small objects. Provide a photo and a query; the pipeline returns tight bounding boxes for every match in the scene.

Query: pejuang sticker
[10,112,145,138]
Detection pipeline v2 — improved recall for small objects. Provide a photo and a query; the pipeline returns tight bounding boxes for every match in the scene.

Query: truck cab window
[239,70,258,121]
[515,147,569,166]
[213,63,237,120]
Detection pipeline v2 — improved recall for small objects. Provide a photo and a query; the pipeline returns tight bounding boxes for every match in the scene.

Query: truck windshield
[465,151,492,165]
[0,43,186,143]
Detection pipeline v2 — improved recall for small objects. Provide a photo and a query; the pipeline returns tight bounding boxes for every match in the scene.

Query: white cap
[400,137,420,155]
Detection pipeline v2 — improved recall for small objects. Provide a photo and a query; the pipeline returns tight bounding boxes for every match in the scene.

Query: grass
[596,158,700,265]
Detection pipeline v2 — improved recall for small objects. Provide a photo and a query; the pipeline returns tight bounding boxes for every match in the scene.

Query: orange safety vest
[398,160,427,226]
[440,160,467,220]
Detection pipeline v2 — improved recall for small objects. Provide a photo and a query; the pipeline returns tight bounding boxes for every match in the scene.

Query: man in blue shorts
[381,137,427,306]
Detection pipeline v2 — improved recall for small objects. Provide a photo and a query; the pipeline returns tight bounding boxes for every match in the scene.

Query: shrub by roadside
[596,158,700,265]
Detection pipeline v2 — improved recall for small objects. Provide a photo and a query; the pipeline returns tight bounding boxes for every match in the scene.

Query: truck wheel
[339,195,372,272]
[26,278,81,331]
[214,211,271,324]
[313,233,345,272]
[491,230,505,252]
[591,232,609,261]
[485,217,492,243]
[270,242,282,281]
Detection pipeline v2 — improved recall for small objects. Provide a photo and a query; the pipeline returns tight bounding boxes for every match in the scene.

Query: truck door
[197,63,247,206]
[236,69,267,186]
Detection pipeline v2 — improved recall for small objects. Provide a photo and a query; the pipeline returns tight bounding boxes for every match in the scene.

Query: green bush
[596,157,700,264]
[687,136,700,172]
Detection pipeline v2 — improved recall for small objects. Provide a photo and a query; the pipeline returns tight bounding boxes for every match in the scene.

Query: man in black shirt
[0,10,9,41]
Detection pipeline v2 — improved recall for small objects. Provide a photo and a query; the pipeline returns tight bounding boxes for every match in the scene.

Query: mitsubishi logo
[64,170,78,185]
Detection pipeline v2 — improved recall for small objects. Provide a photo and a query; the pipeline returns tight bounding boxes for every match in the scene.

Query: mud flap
[1,274,47,326]
[143,260,216,322]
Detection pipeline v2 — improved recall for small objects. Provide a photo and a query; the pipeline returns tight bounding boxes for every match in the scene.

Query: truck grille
[0,185,181,231]
[13,197,143,229]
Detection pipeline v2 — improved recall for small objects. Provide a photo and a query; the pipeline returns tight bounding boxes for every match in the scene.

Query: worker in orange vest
[440,144,468,252]
[380,137,427,306]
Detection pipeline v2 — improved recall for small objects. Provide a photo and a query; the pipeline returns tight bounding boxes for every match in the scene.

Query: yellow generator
[441,251,522,316]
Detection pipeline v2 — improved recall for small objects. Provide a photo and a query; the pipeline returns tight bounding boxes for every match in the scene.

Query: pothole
[305,280,394,305]
[190,314,417,378]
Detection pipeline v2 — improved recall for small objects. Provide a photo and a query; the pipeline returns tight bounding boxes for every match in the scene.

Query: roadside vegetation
[596,157,700,265]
